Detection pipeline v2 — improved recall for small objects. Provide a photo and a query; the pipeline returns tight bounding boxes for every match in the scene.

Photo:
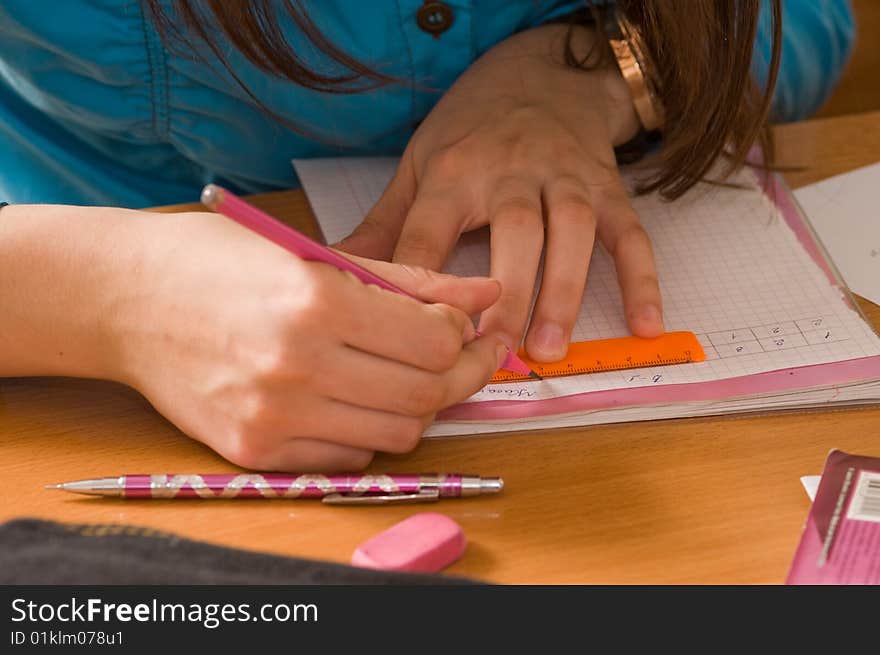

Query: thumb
[333,154,416,260]
[341,251,502,317]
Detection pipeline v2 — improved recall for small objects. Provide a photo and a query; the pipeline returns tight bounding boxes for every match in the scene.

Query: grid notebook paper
[293,157,880,437]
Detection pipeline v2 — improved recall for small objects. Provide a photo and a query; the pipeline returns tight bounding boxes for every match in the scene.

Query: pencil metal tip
[480,477,504,493]
[43,478,124,496]
[528,370,544,381]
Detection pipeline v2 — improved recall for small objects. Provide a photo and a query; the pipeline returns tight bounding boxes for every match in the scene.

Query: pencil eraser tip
[351,512,466,574]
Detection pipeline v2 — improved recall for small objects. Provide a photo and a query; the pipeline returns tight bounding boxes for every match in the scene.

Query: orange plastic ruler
[490,331,706,383]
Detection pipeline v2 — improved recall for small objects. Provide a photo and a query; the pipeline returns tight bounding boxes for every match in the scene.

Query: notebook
[786,449,880,585]
[292,157,880,437]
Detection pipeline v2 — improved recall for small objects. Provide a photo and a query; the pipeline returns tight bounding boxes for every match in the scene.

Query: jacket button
[416,2,454,37]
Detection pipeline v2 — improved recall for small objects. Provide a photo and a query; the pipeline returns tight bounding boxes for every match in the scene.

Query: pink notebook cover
[786,449,880,584]
[439,171,880,423]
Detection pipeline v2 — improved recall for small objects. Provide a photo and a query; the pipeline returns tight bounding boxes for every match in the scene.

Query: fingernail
[532,323,565,359]
[495,341,510,367]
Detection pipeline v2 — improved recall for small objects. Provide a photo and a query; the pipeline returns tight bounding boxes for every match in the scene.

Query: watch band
[604,8,664,132]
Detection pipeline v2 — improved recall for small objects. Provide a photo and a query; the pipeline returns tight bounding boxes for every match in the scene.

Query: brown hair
[146,0,782,200]
[604,1,782,198]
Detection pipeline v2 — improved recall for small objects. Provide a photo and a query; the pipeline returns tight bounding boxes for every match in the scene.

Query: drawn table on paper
[293,157,880,437]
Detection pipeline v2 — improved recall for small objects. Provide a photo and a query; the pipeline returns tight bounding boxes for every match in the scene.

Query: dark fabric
[0,518,479,585]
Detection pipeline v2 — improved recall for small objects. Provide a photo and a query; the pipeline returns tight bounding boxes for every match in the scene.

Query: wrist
[454,23,641,147]
[95,210,179,388]
[509,23,642,147]
[599,61,642,146]
[561,23,641,146]
[0,204,154,382]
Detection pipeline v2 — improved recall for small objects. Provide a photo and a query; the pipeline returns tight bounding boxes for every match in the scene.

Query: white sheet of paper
[800,475,821,501]
[794,162,880,306]
[292,157,880,435]
[293,156,880,405]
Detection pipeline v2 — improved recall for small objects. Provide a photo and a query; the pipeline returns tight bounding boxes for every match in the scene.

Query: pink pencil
[200,184,540,379]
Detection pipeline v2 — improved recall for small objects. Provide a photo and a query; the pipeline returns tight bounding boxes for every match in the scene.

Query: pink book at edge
[786,449,880,584]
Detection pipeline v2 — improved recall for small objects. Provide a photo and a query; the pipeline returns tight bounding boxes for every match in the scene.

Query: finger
[250,438,374,473]
[275,397,434,455]
[338,251,502,316]
[319,335,507,416]
[279,336,505,453]
[439,333,509,406]
[525,176,597,361]
[333,153,417,259]
[336,279,476,371]
[595,191,664,337]
[320,346,451,415]
[477,179,545,350]
[310,261,475,370]
[391,189,465,272]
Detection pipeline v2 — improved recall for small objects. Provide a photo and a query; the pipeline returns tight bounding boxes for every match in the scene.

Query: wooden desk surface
[3,112,879,584]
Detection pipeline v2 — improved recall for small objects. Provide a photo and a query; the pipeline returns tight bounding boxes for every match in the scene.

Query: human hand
[338,24,664,362]
[114,211,506,471]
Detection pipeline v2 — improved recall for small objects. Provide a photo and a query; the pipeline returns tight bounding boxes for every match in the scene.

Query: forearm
[0,204,148,380]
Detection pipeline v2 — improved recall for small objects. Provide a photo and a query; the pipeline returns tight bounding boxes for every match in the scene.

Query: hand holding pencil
[200,185,539,380]
[114,195,509,473]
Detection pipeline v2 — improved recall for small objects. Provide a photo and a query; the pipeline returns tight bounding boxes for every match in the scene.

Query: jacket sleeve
[752,0,856,122]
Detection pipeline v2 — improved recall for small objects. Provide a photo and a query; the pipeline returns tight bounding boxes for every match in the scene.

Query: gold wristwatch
[605,8,665,133]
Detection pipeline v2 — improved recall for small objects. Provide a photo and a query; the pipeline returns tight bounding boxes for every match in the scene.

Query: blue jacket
[0,1,855,207]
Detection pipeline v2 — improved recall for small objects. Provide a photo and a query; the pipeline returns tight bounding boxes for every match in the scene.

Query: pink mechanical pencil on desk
[47,473,504,505]
[199,184,540,380]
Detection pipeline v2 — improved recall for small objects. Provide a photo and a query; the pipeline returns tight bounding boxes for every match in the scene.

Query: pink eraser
[351,512,466,574]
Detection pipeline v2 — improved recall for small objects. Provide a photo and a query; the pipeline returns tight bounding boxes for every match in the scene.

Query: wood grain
[773,110,880,188]
[2,113,879,584]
